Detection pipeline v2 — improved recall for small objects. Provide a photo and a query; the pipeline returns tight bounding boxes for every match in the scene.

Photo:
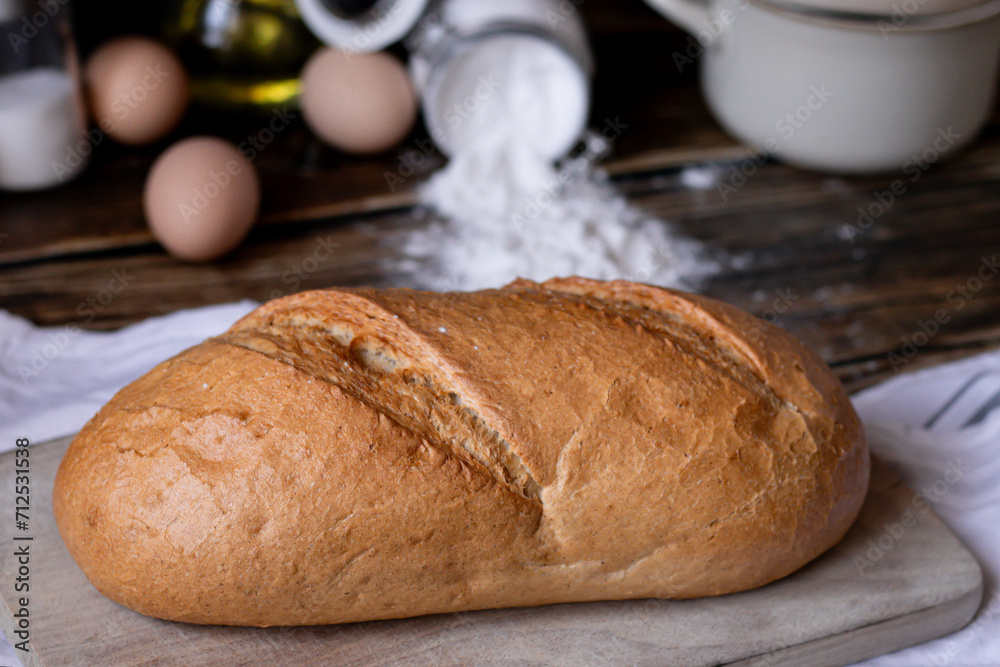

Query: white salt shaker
[0,0,89,190]
[407,0,593,161]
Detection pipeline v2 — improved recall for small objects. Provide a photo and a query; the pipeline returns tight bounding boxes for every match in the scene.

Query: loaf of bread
[53,277,868,626]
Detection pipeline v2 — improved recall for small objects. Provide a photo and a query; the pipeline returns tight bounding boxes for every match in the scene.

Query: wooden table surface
[1,0,999,393]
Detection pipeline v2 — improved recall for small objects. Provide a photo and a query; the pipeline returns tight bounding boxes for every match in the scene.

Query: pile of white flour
[389,33,718,292]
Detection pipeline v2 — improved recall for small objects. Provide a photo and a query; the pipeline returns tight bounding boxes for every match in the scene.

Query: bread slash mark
[219,294,541,504]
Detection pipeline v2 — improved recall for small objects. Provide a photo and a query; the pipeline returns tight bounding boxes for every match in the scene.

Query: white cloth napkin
[853,351,1000,667]
[0,304,998,665]
[0,302,258,450]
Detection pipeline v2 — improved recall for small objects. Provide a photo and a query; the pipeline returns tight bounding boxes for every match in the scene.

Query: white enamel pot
[645,0,1000,173]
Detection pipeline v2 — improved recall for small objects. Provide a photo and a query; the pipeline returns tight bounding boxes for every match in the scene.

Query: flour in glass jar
[387,33,718,292]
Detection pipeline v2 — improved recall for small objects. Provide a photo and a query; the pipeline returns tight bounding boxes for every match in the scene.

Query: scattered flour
[395,159,718,292]
[388,30,719,292]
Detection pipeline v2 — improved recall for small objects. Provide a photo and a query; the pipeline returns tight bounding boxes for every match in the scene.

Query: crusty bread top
[53,277,868,625]
[222,276,865,570]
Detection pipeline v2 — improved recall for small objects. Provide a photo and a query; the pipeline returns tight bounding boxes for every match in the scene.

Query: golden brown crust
[52,278,869,626]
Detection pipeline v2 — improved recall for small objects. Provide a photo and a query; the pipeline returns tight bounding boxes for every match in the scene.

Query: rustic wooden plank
[733,589,983,666]
[3,132,999,394]
[0,439,983,666]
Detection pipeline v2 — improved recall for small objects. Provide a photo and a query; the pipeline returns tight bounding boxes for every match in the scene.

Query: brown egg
[300,48,417,154]
[85,37,189,146]
[143,137,260,262]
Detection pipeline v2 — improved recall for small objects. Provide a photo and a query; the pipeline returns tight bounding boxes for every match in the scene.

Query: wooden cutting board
[1,436,983,667]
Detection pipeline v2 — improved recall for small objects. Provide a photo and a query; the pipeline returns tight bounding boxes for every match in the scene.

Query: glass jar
[0,0,88,190]
[407,0,593,161]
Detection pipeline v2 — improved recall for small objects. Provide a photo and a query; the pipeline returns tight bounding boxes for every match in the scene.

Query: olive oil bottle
[162,0,319,111]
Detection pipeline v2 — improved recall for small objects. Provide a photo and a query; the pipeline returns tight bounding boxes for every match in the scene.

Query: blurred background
[1,0,999,393]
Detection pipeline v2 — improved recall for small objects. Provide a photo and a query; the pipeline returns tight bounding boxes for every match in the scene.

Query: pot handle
[643,0,711,35]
